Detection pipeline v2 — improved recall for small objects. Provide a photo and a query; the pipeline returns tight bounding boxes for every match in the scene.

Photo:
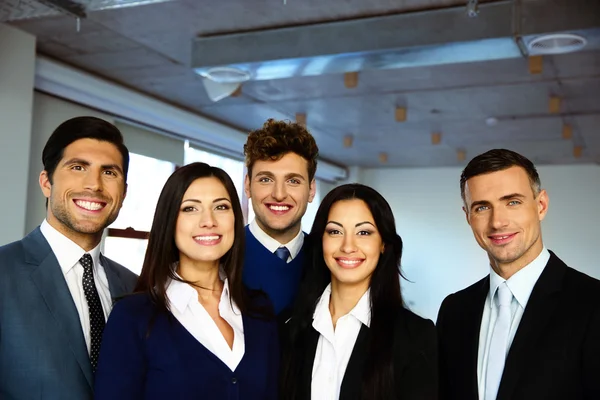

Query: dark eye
[357,230,371,236]
[181,206,196,212]
[326,229,342,236]
[215,204,230,211]
[103,170,117,177]
[71,165,84,171]
[288,179,301,185]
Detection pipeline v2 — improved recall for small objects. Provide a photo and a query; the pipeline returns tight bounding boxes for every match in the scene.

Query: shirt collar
[488,246,550,308]
[312,283,372,329]
[166,271,243,331]
[249,219,304,259]
[40,219,102,274]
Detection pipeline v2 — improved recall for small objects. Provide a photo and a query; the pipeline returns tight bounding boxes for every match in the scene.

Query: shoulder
[396,307,435,340]
[110,293,155,322]
[440,275,488,310]
[102,256,138,283]
[548,251,600,299]
[0,239,25,263]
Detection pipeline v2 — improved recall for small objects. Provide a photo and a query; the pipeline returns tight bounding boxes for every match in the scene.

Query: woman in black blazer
[281,184,437,400]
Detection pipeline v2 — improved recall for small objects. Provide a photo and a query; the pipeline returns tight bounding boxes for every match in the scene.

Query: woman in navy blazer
[281,184,438,399]
[94,162,279,400]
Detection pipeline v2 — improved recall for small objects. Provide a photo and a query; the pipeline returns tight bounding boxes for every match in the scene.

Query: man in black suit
[437,149,600,400]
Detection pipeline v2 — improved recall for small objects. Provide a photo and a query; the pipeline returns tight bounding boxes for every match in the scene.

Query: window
[103,152,175,274]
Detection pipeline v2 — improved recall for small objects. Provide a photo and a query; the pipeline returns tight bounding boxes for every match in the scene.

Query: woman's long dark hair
[282,183,404,399]
[135,162,267,320]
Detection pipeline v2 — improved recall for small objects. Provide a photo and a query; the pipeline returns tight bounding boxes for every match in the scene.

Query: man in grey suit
[0,116,138,399]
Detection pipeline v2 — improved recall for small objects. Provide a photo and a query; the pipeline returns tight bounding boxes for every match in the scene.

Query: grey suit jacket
[0,227,138,400]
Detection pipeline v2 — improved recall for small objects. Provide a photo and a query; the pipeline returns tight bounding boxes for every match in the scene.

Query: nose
[83,170,103,192]
[271,181,288,202]
[490,207,509,230]
[198,209,217,228]
[340,234,357,254]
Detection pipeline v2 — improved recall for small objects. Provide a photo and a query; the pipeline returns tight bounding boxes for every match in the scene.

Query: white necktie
[485,282,513,400]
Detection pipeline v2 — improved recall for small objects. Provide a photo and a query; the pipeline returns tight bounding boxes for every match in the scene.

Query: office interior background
[1,0,599,321]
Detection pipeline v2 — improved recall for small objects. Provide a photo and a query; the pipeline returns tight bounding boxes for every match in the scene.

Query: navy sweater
[242,226,306,315]
[94,293,279,400]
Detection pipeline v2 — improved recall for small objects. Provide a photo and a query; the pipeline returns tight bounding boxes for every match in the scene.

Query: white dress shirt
[477,247,550,399]
[311,284,371,400]
[166,274,245,371]
[249,219,304,262]
[39,219,112,353]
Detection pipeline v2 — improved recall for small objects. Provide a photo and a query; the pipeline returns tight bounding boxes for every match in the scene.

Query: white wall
[361,164,600,322]
[25,93,115,234]
[0,24,36,245]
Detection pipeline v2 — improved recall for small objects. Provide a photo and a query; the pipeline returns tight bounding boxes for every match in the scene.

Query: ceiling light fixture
[527,33,587,55]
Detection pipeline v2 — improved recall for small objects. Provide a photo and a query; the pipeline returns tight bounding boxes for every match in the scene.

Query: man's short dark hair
[42,116,130,183]
[460,149,541,202]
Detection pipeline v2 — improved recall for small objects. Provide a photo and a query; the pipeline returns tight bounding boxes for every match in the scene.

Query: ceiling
[4,0,600,168]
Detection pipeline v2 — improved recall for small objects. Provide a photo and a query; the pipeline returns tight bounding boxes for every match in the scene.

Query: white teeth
[194,235,220,241]
[338,259,362,266]
[269,205,290,211]
[75,200,103,211]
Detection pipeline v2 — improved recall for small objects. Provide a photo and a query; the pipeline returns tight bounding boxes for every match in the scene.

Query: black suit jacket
[290,307,438,400]
[436,251,600,400]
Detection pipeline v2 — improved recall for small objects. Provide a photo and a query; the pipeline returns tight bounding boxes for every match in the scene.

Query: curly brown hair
[244,119,319,181]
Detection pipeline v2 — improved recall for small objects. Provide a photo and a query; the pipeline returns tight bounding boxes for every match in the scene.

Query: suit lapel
[25,229,94,388]
[463,277,489,399]
[300,327,320,400]
[101,254,127,302]
[340,324,369,400]
[497,253,564,400]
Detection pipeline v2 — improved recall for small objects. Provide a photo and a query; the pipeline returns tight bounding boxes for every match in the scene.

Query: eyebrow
[255,171,306,180]
[181,197,231,204]
[470,193,526,211]
[326,221,376,228]
[63,158,124,175]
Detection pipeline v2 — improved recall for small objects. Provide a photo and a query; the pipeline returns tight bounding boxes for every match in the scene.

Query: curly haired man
[243,119,318,317]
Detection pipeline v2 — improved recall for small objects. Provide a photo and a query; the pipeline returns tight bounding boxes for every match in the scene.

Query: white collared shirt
[477,247,550,399]
[311,284,371,400]
[248,219,304,263]
[166,274,245,371]
[39,219,112,353]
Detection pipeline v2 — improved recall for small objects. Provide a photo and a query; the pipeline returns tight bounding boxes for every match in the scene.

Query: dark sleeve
[266,320,281,400]
[397,318,438,400]
[94,300,146,400]
[436,295,451,400]
[583,302,600,399]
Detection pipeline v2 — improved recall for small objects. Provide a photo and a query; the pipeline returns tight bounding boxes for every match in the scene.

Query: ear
[39,170,52,199]
[536,189,549,221]
[462,205,471,226]
[121,183,128,205]
[308,178,317,203]
[380,243,385,254]
[244,174,251,199]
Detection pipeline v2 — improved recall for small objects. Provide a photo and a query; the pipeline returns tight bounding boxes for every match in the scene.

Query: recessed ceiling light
[527,33,587,55]
[485,117,498,126]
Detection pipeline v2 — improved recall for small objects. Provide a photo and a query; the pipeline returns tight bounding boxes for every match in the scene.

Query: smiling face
[463,166,549,276]
[175,177,235,271]
[322,199,384,291]
[39,138,127,249]
[244,152,316,243]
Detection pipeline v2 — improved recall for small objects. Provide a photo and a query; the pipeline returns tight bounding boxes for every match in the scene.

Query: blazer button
[232,377,237,384]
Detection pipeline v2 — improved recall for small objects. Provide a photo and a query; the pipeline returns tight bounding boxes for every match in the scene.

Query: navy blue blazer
[0,227,138,400]
[94,292,280,400]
